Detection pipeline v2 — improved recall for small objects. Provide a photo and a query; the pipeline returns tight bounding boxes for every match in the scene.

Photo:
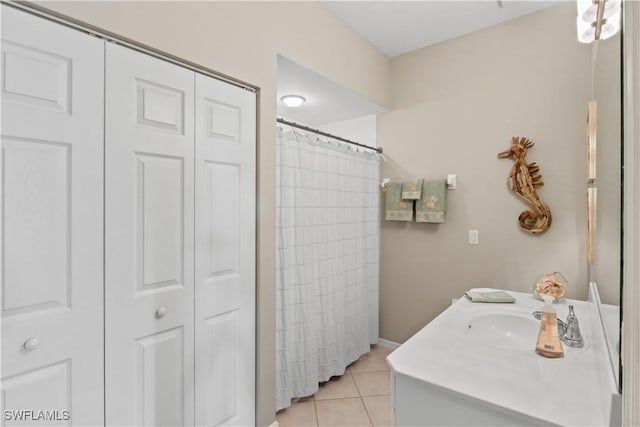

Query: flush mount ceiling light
[281,95,306,108]
[577,0,621,44]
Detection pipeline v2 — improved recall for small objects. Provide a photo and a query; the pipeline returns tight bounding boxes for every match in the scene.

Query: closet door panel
[105,43,195,426]
[136,153,185,292]
[205,162,240,276]
[195,74,256,426]
[1,6,104,425]
[136,327,185,426]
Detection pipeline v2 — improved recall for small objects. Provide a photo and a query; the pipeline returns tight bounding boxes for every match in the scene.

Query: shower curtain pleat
[276,128,380,411]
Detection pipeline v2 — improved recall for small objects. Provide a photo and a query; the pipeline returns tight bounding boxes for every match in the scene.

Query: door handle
[155,306,168,318]
[23,337,40,351]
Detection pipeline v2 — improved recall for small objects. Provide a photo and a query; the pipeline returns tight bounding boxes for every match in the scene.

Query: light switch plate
[447,174,457,190]
[468,229,479,245]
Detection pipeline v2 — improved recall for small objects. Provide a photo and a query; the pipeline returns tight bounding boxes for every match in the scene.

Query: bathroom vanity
[386,289,619,426]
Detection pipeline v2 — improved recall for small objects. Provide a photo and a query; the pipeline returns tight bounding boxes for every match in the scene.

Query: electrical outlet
[468,230,479,245]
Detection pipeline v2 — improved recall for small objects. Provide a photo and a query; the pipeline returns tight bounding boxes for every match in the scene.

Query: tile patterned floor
[276,345,393,427]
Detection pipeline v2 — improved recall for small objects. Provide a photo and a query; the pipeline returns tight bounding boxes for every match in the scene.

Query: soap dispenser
[535,295,564,358]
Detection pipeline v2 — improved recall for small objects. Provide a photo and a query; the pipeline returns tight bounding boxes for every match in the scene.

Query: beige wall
[592,34,622,305]
[23,0,622,421]
[379,3,594,343]
[33,2,390,425]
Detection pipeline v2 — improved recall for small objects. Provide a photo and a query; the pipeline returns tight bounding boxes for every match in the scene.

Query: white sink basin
[387,292,612,427]
[465,313,539,351]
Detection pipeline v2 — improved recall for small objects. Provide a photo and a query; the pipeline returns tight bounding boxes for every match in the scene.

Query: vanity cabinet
[393,374,550,426]
[387,291,618,426]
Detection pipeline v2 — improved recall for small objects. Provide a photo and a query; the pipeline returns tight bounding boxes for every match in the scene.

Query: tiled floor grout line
[314,393,389,401]
[278,346,394,427]
[350,368,374,427]
[360,394,374,427]
[312,394,319,427]
[351,371,362,397]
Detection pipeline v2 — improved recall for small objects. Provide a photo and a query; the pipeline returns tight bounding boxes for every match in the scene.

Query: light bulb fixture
[577,0,621,44]
[600,10,622,40]
[578,0,619,23]
[577,15,598,43]
[280,95,306,108]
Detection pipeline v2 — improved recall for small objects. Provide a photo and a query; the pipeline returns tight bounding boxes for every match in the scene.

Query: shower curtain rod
[277,118,383,154]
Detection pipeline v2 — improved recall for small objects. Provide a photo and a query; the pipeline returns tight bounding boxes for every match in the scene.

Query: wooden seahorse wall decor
[498,136,552,234]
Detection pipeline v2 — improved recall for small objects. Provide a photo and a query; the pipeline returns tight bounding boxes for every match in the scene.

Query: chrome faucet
[532,305,583,348]
[561,305,584,348]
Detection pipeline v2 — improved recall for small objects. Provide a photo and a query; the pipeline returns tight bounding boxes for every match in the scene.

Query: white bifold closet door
[194,75,256,426]
[106,43,256,425]
[0,5,104,425]
[105,44,195,425]
[1,6,255,423]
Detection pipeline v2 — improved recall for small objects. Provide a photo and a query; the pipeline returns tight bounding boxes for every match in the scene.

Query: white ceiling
[277,55,385,126]
[321,1,562,58]
[277,1,562,127]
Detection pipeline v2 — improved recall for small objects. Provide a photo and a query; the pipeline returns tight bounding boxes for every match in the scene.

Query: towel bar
[380,176,457,192]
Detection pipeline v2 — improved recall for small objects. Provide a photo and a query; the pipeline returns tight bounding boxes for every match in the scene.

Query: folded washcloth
[401,179,423,200]
[416,179,446,223]
[385,181,413,221]
[464,288,515,303]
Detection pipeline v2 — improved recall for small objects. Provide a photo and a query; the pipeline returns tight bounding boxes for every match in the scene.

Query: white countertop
[386,291,616,426]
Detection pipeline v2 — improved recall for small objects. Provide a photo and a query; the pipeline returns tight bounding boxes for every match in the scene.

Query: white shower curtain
[275,127,380,411]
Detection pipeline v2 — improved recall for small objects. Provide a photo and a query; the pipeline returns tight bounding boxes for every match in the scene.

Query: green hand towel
[416,179,446,223]
[385,181,413,221]
[401,179,423,200]
[464,290,515,303]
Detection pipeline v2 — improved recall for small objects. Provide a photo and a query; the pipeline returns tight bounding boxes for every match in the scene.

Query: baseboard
[377,337,401,350]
